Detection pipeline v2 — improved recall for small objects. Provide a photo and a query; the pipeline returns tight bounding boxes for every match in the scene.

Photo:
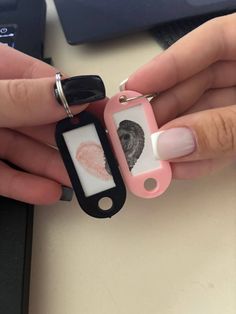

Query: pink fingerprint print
[76,142,112,181]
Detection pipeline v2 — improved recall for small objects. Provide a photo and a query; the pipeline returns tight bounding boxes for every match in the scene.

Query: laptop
[54,0,236,45]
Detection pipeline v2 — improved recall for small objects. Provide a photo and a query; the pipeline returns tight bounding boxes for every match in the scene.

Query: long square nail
[60,186,74,202]
[55,75,106,106]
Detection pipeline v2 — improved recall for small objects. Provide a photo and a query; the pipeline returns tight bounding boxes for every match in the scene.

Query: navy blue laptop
[54,0,236,45]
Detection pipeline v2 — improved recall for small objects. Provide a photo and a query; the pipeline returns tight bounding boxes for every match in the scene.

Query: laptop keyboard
[151,13,226,48]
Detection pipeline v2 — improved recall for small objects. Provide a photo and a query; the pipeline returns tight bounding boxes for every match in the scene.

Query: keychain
[104,90,172,198]
[55,73,172,218]
[55,73,126,218]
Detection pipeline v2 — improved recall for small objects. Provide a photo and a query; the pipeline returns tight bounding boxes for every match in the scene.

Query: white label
[63,124,116,197]
[113,104,160,176]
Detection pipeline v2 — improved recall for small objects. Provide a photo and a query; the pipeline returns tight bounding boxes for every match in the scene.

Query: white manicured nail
[151,131,165,159]
[151,128,196,160]
[119,78,128,91]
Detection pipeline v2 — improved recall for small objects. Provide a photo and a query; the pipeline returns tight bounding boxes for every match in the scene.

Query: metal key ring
[55,72,74,118]
[119,93,158,104]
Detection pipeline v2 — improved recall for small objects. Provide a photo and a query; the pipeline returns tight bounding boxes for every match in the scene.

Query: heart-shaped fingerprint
[117,120,145,171]
[76,142,112,181]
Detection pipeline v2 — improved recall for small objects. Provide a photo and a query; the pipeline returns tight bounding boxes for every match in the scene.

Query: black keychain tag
[56,112,126,218]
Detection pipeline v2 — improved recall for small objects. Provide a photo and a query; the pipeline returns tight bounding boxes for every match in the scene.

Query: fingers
[152,105,236,161]
[0,44,56,79]
[0,46,106,128]
[86,98,108,124]
[0,129,71,187]
[17,98,109,146]
[0,77,88,127]
[0,47,81,127]
[151,61,236,126]
[186,87,236,115]
[0,160,62,205]
[171,158,233,180]
[151,66,210,126]
[126,13,236,93]
[17,124,57,146]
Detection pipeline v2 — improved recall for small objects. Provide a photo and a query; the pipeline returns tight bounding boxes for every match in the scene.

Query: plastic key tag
[104,90,172,198]
[56,112,126,218]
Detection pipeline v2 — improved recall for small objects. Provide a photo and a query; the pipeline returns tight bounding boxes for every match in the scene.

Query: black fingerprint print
[117,120,145,171]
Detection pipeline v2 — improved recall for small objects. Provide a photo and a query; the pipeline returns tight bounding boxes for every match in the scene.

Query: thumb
[152,105,236,161]
[0,75,105,128]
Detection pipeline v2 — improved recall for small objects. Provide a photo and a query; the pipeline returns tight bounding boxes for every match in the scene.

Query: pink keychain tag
[104,90,172,199]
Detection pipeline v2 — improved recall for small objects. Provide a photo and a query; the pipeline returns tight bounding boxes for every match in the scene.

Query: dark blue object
[54,0,236,44]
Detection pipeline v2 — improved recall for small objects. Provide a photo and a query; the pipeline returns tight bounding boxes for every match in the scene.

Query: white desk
[29,1,236,313]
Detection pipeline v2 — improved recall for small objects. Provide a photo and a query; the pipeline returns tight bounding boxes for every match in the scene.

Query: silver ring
[55,72,74,118]
[119,93,158,104]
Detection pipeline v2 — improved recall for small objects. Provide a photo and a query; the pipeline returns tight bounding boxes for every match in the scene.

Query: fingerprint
[117,120,145,171]
[76,142,112,181]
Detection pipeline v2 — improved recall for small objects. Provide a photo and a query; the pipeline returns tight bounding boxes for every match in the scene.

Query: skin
[0,44,105,205]
[1,13,236,204]
[127,13,236,179]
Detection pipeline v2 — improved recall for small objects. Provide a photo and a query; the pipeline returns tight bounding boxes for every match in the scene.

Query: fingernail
[119,78,128,91]
[55,75,106,106]
[151,128,196,160]
[60,186,74,202]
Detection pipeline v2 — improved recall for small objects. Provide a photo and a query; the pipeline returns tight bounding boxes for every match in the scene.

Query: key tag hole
[98,197,113,211]
[144,178,158,191]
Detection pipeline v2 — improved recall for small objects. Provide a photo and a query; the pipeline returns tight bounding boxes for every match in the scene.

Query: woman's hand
[0,45,104,205]
[124,13,236,179]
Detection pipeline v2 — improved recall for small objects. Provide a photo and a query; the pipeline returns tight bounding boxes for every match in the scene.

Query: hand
[0,45,105,204]
[124,13,236,179]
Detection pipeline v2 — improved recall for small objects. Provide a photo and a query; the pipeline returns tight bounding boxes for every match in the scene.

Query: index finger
[0,75,106,128]
[0,44,56,79]
[127,13,236,94]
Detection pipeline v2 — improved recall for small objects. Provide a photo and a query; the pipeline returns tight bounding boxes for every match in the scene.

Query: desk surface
[29,1,236,313]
